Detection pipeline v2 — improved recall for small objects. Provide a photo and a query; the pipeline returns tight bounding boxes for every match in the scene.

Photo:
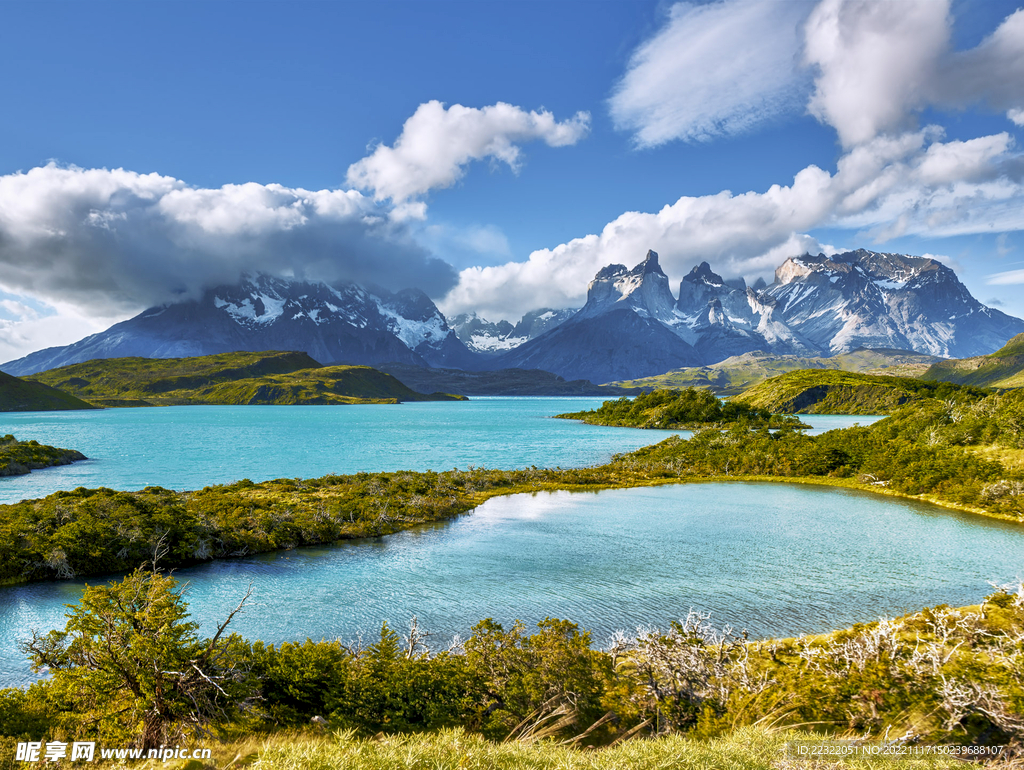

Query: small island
[0,435,86,477]
[555,387,808,429]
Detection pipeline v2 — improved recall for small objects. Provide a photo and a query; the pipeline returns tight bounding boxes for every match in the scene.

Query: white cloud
[805,0,951,148]
[346,101,590,206]
[1010,109,1024,127]
[608,0,814,147]
[0,299,118,364]
[986,268,1024,285]
[0,163,457,317]
[441,129,1024,320]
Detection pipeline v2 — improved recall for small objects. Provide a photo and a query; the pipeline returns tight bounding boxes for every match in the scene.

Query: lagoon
[2,481,1021,686]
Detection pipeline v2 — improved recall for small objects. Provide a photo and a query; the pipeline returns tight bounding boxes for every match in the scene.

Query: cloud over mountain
[0,163,457,317]
[441,129,1024,321]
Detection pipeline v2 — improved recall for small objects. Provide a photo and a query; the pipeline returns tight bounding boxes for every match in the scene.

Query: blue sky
[1,0,1023,359]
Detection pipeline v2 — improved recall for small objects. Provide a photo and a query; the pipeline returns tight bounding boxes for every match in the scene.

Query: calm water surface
[2,481,1021,686]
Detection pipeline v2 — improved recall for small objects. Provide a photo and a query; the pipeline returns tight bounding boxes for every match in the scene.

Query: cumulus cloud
[805,0,950,147]
[609,0,814,147]
[440,129,1024,320]
[346,101,590,208]
[805,0,1024,147]
[0,164,457,317]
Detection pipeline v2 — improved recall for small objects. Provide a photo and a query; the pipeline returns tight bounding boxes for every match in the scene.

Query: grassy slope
[0,435,86,477]
[0,370,96,412]
[609,348,941,395]
[921,333,1024,389]
[736,369,985,414]
[27,351,464,406]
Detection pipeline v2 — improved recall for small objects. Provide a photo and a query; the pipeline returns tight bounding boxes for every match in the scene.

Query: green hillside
[0,370,96,412]
[736,369,986,414]
[27,351,463,406]
[610,348,940,395]
[921,333,1024,389]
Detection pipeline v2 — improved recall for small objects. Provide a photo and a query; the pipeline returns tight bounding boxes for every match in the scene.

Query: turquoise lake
[0,398,684,503]
[4,398,1008,687]
[2,482,1022,685]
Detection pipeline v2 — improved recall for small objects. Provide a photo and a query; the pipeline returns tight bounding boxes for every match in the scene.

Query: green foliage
[737,369,990,415]
[556,388,806,429]
[465,618,609,740]
[0,435,85,478]
[4,567,1021,753]
[20,568,255,749]
[27,351,464,406]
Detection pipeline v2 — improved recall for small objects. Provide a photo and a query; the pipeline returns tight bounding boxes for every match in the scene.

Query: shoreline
[1,465,1018,591]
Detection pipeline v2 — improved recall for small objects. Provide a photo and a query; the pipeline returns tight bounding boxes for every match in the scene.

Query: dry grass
[92,728,965,770]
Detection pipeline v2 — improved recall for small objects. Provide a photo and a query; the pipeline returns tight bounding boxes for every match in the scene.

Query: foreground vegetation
[27,351,462,407]
[2,381,1023,585]
[609,348,942,395]
[555,388,807,429]
[0,435,86,478]
[1,566,1019,765]
[0,370,95,412]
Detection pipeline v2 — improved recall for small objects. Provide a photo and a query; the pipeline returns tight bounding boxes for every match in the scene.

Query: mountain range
[486,249,1024,382]
[4,249,1022,384]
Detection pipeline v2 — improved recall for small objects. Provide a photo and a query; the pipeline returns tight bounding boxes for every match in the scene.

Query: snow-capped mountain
[5,248,1020,384]
[451,308,576,354]
[2,274,479,376]
[492,251,703,382]
[491,249,1024,383]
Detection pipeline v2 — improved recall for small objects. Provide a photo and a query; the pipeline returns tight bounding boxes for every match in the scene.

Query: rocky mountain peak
[582,251,676,322]
[683,261,725,286]
[594,264,628,280]
[630,249,667,277]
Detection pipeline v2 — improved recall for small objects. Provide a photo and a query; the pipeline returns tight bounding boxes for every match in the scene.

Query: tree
[22,567,254,749]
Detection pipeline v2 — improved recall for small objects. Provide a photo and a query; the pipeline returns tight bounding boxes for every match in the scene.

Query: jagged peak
[628,249,667,277]
[594,264,628,280]
[683,261,724,286]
